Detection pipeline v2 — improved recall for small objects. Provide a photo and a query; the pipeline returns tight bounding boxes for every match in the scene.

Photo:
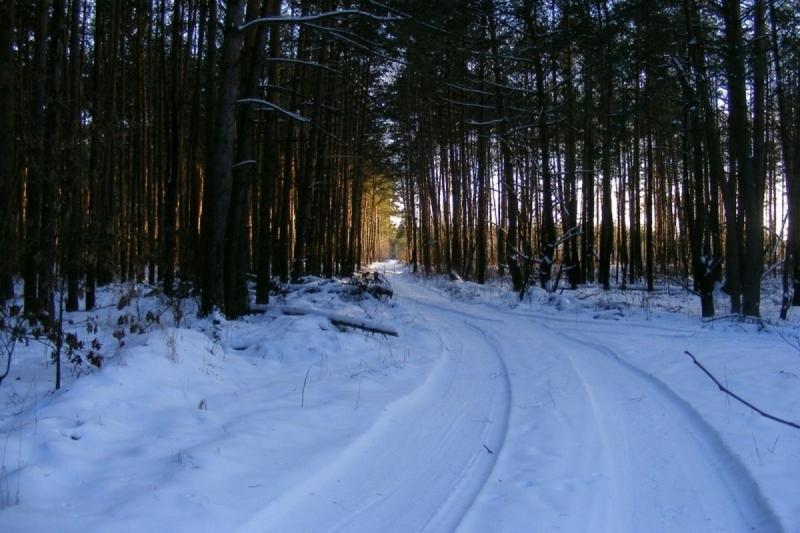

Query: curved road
[239,275,782,533]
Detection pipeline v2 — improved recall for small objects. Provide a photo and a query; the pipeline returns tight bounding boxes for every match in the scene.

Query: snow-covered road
[242,274,783,533]
[4,272,793,532]
[239,278,511,532]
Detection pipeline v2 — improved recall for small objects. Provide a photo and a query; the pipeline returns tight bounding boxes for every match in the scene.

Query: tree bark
[256,0,283,305]
[200,0,246,315]
[722,0,764,317]
[0,0,16,301]
[598,52,614,291]
[582,59,595,284]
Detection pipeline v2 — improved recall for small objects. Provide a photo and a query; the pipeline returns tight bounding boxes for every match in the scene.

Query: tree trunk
[598,57,614,291]
[723,0,763,317]
[200,0,246,315]
[0,0,16,301]
[564,48,580,289]
[256,0,282,305]
[476,85,489,284]
[582,60,595,284]
[534,52,556,289]
[645,130,655,291]
[223,0,272,317]
[64,0,83,311]
[162,0,183,296]
[487,0,522,291]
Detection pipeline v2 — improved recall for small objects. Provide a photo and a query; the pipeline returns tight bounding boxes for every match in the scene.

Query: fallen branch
[683,350,800,430]
[301,365,312,407]
[350,271,393,299]
[328,316,398,337]
[254,305,399,337]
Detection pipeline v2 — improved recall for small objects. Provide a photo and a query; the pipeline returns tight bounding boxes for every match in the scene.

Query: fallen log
[328,315,399,337]
[251,305,399,337]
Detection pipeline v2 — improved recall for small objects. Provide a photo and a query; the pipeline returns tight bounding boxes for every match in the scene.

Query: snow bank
[0,277,435,532]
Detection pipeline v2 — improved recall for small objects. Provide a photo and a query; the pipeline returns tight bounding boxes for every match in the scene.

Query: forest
[1,0,799,320]
[2,2,800,529]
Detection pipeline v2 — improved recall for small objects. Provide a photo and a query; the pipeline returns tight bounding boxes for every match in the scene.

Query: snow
[1,264,798,532]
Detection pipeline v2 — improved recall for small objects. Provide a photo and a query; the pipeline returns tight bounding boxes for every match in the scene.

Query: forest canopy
[1,0,798,320]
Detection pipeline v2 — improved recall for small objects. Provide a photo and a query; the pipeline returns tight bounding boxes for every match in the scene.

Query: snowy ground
[1,263,798,532]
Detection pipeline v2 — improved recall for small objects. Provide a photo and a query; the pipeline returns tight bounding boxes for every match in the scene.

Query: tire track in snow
[407,278,782,531]
[446,321,513,531]
[460,310,782,532]
[239,276,782,532]
[236,283,512,533]
[551,329,784,532]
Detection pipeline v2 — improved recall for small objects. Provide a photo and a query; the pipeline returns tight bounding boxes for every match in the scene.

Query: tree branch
[238,10,403,32]
[237,98,309,123]
[683,350,800,430]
